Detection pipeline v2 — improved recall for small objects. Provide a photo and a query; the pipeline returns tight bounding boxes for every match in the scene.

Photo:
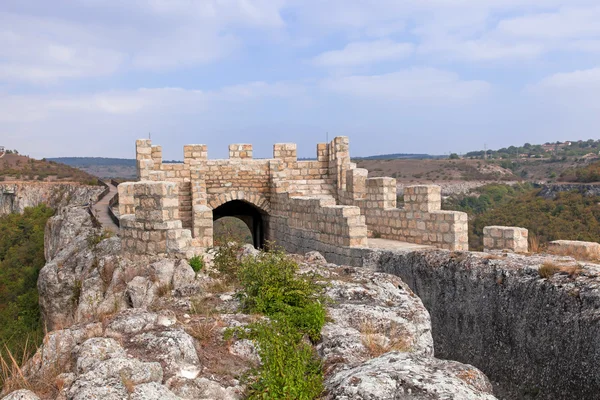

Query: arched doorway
[212,200,266,248]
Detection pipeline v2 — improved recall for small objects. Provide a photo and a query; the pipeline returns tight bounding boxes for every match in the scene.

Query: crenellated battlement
[120,136,471,261]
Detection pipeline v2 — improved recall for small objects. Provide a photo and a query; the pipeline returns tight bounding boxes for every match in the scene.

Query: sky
[1,1,600,160]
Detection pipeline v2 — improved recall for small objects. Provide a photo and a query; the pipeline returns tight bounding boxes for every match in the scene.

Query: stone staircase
[178,182,193,229]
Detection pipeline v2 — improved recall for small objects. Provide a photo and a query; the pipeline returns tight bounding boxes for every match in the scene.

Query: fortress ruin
[118,136,471,262]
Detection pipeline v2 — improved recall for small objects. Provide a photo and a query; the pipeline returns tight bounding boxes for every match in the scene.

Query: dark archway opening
[213,200,266,249]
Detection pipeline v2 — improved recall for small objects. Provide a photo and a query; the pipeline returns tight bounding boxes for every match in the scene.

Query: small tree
[449,153,460,160]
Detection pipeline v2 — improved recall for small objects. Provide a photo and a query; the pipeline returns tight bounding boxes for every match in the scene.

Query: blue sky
[1,0,600,160]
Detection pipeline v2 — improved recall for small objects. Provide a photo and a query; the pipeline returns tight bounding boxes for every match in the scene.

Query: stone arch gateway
[118,137,469,262]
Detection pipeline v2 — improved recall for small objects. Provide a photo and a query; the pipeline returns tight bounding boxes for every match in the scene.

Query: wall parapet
[120,181,195,259]
[483,226,528,253]
[127,136,469,254]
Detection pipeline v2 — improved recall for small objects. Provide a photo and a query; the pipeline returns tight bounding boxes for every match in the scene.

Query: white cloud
[498,6,600,39]
[532,67,600,89]
[313,40,413,67]
[321,68,490,103]
[0,12,124,83]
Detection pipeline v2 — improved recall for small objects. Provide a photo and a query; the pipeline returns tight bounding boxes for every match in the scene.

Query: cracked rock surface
[3,206,496,400]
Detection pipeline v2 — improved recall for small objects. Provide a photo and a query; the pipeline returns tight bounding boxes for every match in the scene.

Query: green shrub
[226,249,327,399]
[234,319,323,400]
[212,241,241,281]
[188,255,204,273]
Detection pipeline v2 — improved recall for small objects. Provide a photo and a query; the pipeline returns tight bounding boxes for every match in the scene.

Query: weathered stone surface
[169,378,243,400]
[38,206,122,330]
[172,260,197,290]
[314,263,434,370]
[75,337,126,375]
[0,390,40,400]
[547,239,600,260]
[483,226,528,253]
[20,202,504,400]
[67,357,164,400]
[326,352,495,400]
[0,183,103,217]
[130,328,200,378]
[131,382,182,400]
[126,276,156,309]
[104,309,158,337]
[371,248,600,399]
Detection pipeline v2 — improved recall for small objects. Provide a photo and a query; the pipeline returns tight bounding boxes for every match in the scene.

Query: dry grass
[1,338,69,399]
[186,318,225,345]
[203,279,233,294]
[156,283,173,298]
[99,261,117,292]
[539,261,583,279]
[360,321,411,358]
[120,371,135,394]
[190,296,221,316]
[529,233,541,254]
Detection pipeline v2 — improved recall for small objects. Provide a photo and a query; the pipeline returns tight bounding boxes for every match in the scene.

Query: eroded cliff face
[0,183,102,216]
[1,207,496,400]
[370,249,600,400]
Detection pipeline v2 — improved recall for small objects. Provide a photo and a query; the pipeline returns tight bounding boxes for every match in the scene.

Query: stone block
[547,240,600,260]
[483,226,528,253]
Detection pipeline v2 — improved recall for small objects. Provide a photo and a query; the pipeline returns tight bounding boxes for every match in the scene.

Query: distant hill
[354,153,443,160]
[48,157,137,167]
[49,157,138,179]
[0,153,100,184]
[465,139,600,160]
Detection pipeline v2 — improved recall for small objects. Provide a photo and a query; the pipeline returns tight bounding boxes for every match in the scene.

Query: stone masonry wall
[120,181,194,259]
[341,171,469,251]
[268,193,368,251]
[125,136,469,255]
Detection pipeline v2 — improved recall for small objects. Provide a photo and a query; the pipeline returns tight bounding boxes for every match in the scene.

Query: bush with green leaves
[227,249,327,399]
[212,241,241,281]
[188,255,204,273]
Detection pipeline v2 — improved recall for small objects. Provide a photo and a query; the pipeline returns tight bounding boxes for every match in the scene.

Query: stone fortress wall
[119,136,472,259]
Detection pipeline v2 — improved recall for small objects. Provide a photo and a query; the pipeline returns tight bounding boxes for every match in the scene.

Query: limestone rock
[131,382,182,400]
[130,328,200,378]
[325,352,496,400]
[1,390,40,400]
[169,377,243,400]
[305,251,327,264]
[104,309,158,337]
[75,337,126,375]
[0,183,103,218]
[126,276,156,309]
[239,243,259,259]
[38,207,122,330]
[315,264,433,370]
[172,260,197,290]
[67,357,164,400]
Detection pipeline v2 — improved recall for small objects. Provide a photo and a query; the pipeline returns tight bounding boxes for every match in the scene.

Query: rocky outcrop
[538,183,600,199]
[397,181,519,197]
[370,249,600,400]
[297,257,496,400]
[3,206,497,400]
[0,183,103,216]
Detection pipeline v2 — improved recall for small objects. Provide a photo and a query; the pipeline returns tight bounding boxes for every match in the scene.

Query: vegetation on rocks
[560,160,600,183]
[0,205,54,382]
[444,184,600,250]
[218,246,327,399]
